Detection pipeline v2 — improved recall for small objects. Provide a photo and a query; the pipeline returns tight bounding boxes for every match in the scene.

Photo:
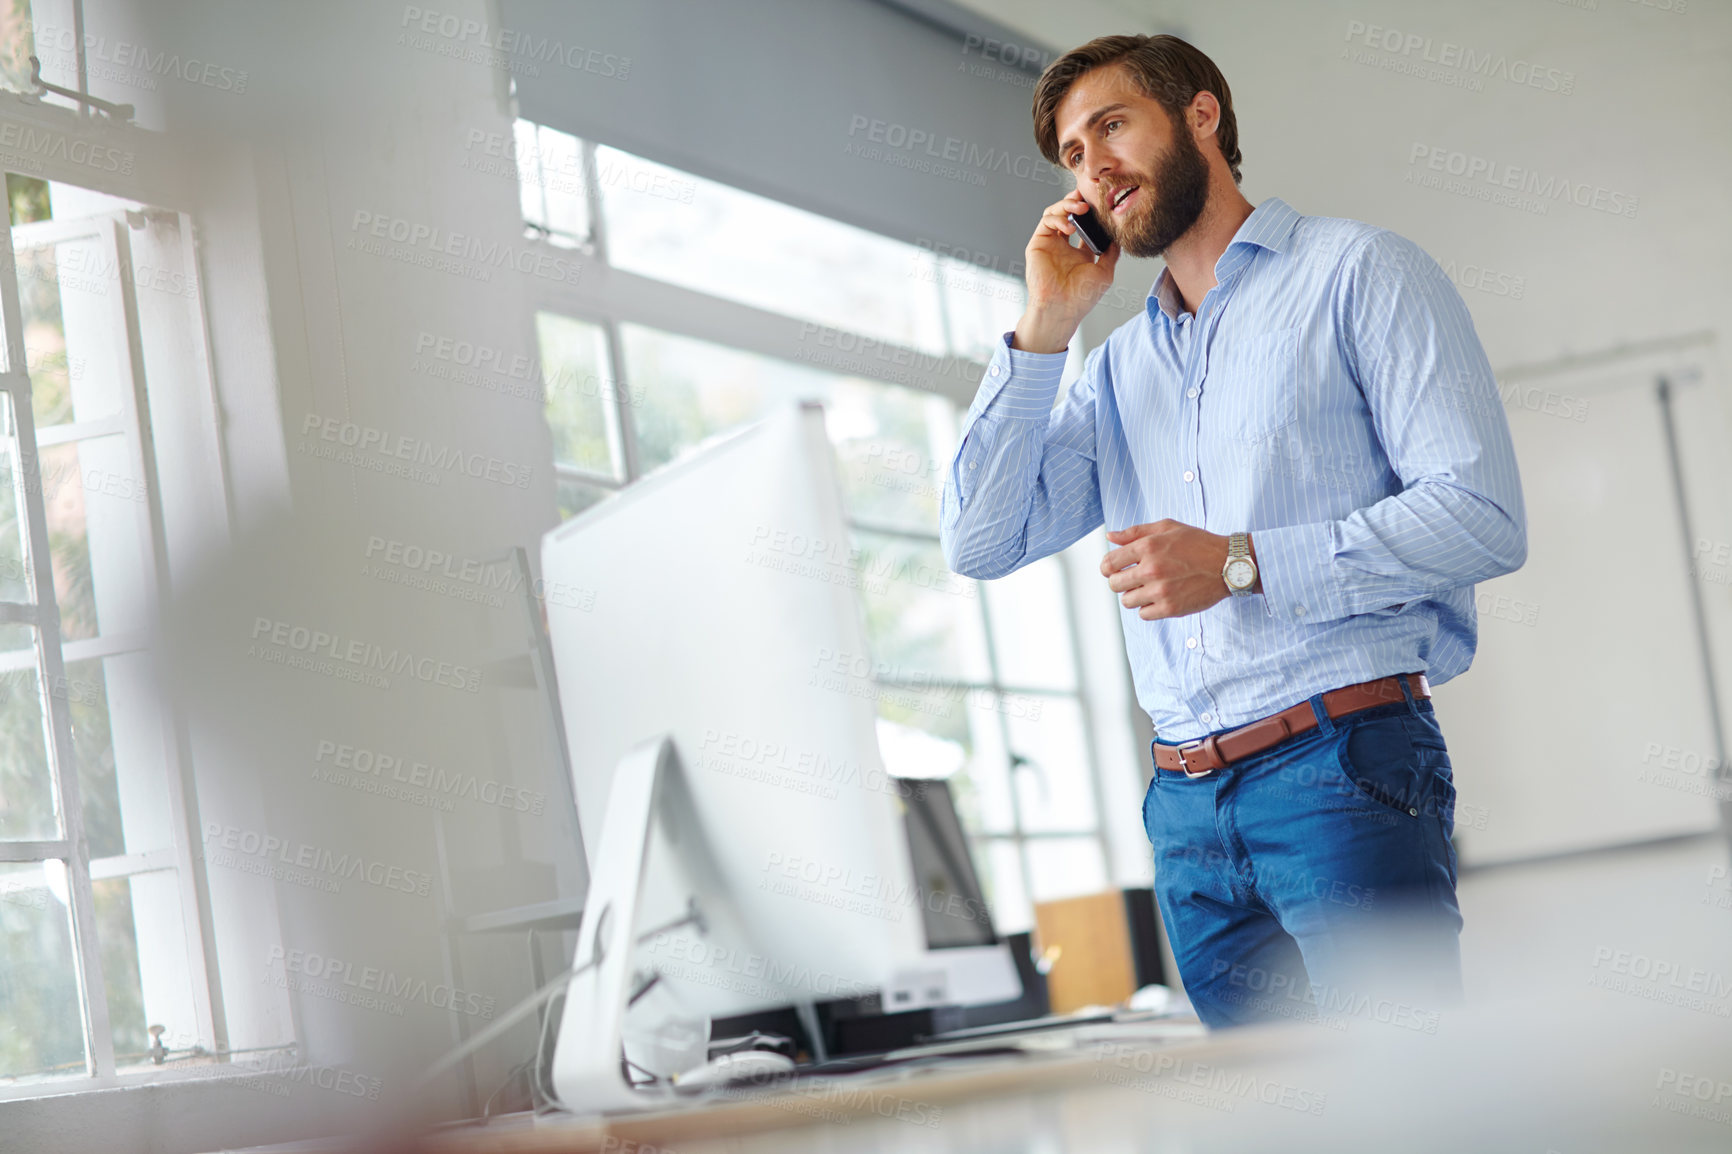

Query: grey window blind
[500,0,1063,271]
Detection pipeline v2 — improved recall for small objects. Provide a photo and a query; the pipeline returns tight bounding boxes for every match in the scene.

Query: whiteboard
[1431,377,1723,865]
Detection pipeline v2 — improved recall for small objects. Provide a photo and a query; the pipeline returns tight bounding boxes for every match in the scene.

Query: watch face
[1225,559,1255,589]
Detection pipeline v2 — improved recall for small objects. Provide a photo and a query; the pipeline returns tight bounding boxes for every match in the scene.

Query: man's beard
[1108,123,1211,259]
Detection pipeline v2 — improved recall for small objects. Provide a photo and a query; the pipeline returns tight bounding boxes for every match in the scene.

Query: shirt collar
[1146,196,1303,324]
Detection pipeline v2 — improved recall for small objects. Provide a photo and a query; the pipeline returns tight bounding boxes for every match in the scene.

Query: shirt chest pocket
[1205,325,1303,443]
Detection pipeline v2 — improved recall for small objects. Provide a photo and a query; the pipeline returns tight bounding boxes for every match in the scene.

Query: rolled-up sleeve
[1253,231,1527,622]
[940,334,1104,580]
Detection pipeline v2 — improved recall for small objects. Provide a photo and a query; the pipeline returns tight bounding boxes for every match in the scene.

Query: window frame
[0,32,244,1091]
[0,200,235,1098]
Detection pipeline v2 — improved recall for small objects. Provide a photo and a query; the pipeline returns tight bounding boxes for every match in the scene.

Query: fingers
[1115,570,1177,616]
[1100,521,1165,576]
[1097,241,1122,276]
[1100,543,1138,577]
[1100,520,1232,620]
[1105,566,1144,594]
[1033,191,1095,241]
[1106,520,1164,542]
[1055,189,1090,214]
[1034,206,1075,241]
[1119,581,1165,610]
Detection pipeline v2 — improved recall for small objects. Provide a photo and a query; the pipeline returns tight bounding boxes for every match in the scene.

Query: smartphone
[1068,206,1113,256]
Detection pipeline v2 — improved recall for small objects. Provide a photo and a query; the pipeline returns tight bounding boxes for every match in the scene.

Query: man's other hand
[1102,520,1252,620]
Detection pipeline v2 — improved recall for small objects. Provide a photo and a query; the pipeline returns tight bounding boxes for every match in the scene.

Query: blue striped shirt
[940,197,1527,741]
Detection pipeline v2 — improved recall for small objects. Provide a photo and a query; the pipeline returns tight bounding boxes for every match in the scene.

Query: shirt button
[1183,470,1195,483]
[1200,712,1213,724]
[968,461,978,470]
[1186,387,1199,399]
[1186,637,1198,649]
[1294,605,1307,617]
[989,365,1001,378]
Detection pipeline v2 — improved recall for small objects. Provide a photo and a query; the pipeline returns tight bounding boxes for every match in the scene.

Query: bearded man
[940,34,1526,1028]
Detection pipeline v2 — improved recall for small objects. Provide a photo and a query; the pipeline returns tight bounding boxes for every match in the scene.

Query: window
[515,120,1111,933]
[515,121,588,249]
[0,173,225,1091]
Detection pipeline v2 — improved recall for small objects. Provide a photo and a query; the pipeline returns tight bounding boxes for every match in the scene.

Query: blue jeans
[1143,684,1463,1030]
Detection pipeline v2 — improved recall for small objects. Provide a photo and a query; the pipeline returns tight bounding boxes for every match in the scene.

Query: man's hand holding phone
[1012,189,1119,355]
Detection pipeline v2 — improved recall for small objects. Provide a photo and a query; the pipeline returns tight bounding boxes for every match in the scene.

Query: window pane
[832,388,957,535]
[40,434,154,642]
[535,312,614,475]
[93,874,149,1067]
[874,688,1011,836]
[41,441,95,640]
[0,9,34,96]
[96,870,197,1073]
[1008,696,1098,833]
[75,654,172,859]
[621,323,840,472]
[621,324,951,489]
[984,556,1079,692]
[936,255,1024,365]
[18,233,126,430]
[0,860,86,1080]
[515,120,588,247]
[598,145,947,357]
[0,419,36,653]
[73,658,123,859]
[875,715,965,780]
[2,174,52,374]
[853,528,990,685]
[0,663,56,840]
[1024,837,1109,903]
[514,118,545,235]
[982,839,1032,934]
[535,124,588,245]
[556,475,615,522]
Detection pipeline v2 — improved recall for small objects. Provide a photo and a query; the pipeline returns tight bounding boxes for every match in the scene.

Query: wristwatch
[1223,532,1257,596]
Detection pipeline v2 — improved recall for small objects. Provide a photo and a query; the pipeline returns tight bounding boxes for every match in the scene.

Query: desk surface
[394,991,1732,1154]
[423,1018,1234,1153]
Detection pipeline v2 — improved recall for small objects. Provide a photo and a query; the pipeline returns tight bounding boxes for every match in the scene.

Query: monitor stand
[549,734,683,1115]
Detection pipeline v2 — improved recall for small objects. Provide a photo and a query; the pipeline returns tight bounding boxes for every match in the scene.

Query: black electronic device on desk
[708,778,1048,1064]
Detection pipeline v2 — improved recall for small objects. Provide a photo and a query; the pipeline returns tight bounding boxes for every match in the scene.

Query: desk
[394,990,1732,1154]
[412,1020,1321,1153]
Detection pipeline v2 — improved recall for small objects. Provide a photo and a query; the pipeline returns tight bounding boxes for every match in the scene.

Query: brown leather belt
[1153,673,1431,778]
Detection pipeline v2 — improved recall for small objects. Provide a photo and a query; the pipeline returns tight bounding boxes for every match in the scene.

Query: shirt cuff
[1252,520,1344,624]
[976,331,1067,420]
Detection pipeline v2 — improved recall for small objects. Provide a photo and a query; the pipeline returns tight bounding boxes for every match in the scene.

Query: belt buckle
[1176,740,1213,779]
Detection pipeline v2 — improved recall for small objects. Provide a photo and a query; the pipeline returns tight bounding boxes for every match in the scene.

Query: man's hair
[1032,34,1242,185]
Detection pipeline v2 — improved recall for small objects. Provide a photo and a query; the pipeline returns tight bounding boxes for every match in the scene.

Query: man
[939,34,1526,1029]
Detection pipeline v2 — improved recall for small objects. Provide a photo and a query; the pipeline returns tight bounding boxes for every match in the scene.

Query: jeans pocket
[1334,714,1427,817]
[1406,712,1457,831]
[1142,754,1161,843]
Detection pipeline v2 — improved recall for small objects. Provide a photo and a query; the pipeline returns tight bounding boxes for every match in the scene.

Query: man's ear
[1189,90,1221,140]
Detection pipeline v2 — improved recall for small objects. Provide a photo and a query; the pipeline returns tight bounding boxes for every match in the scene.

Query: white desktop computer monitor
[542,401,1018,1110]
